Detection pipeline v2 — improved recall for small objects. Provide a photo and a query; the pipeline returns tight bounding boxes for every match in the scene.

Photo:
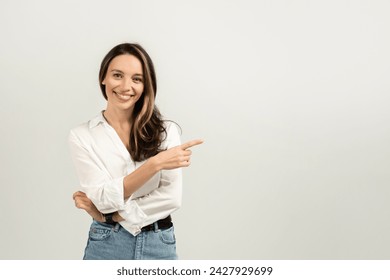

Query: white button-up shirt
[68,112,182,236]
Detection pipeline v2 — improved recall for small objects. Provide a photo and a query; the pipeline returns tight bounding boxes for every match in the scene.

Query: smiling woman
[68,43,203,260]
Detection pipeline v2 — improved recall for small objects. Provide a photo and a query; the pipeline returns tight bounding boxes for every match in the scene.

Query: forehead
[108,54,143,73]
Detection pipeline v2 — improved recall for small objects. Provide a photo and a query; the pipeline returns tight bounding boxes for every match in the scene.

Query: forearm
[123,157,160,199]
[122,138,201,199]
[112,212,124,222]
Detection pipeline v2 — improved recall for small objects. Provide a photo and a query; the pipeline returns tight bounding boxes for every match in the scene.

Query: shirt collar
[88,111,106,129]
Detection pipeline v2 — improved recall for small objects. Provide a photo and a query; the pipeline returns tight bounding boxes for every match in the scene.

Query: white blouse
[68,112,182,236]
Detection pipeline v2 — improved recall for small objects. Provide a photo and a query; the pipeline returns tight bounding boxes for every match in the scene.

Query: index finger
[181,139,204,150]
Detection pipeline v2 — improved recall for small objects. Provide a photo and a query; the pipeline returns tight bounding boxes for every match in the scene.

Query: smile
[114,91,135,101]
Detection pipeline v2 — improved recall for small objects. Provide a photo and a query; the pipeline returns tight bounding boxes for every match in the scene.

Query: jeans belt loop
[153,221,159,232]
[113,223,120,232]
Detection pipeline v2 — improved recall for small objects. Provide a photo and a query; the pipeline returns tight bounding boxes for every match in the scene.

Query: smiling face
[102,54,144,112]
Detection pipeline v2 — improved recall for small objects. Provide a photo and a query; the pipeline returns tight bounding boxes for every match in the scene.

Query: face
[102,54,144,112]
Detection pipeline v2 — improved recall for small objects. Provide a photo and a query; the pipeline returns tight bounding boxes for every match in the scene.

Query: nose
[121,77,133,92]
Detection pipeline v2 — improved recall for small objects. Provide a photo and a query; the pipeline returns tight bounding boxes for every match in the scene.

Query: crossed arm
[72,139,203,223]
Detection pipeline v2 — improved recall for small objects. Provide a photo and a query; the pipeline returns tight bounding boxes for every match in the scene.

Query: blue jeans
[83,220,178,260]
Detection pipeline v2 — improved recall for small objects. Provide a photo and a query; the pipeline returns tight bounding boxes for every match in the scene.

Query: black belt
[141,215,172,232]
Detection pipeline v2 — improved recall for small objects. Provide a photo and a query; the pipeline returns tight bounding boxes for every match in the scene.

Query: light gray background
[1,0,389,259]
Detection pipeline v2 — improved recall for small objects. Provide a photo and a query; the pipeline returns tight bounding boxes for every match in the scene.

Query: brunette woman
[69,43,202,259]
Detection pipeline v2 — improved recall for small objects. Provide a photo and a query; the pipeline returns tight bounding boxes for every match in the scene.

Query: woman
[68,43,202,260]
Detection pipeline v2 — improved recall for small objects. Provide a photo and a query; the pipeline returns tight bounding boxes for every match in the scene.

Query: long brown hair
[99,43,167,161]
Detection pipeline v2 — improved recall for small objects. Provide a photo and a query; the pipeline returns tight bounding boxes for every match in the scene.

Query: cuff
[118,199,147,236]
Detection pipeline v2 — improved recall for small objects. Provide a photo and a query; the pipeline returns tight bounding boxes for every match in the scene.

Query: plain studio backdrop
[0,0,389,259]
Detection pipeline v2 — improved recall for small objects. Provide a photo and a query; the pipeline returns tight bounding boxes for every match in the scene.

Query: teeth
[115,92,134,100]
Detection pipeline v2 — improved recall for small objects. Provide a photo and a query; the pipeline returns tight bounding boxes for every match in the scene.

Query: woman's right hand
[152,139,203,170]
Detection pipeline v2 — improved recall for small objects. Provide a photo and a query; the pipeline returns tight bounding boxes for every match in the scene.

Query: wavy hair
[99,43,167,161]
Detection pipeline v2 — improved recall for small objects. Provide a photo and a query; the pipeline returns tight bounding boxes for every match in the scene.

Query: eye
[133,77,143,83]
[113,73,123,79]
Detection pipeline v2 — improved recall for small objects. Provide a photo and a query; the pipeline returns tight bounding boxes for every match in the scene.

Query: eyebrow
[111,69,143,76]
[111,69,124,74]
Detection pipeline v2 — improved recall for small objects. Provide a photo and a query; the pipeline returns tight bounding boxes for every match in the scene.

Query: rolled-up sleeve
[68,130,125,213]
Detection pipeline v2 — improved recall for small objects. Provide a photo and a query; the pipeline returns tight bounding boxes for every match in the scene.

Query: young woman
[68,43,202,260]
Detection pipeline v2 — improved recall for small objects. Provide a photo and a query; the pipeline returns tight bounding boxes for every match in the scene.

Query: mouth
[114,91,135,101]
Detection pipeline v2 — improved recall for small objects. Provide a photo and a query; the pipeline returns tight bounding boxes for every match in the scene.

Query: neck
[103,106,133,129]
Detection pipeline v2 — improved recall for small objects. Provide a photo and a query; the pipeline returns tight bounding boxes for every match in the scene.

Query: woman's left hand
[73,191,104,222]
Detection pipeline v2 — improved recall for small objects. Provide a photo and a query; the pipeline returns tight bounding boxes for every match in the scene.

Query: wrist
[148,155,162,172]
[113,212,124,223]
